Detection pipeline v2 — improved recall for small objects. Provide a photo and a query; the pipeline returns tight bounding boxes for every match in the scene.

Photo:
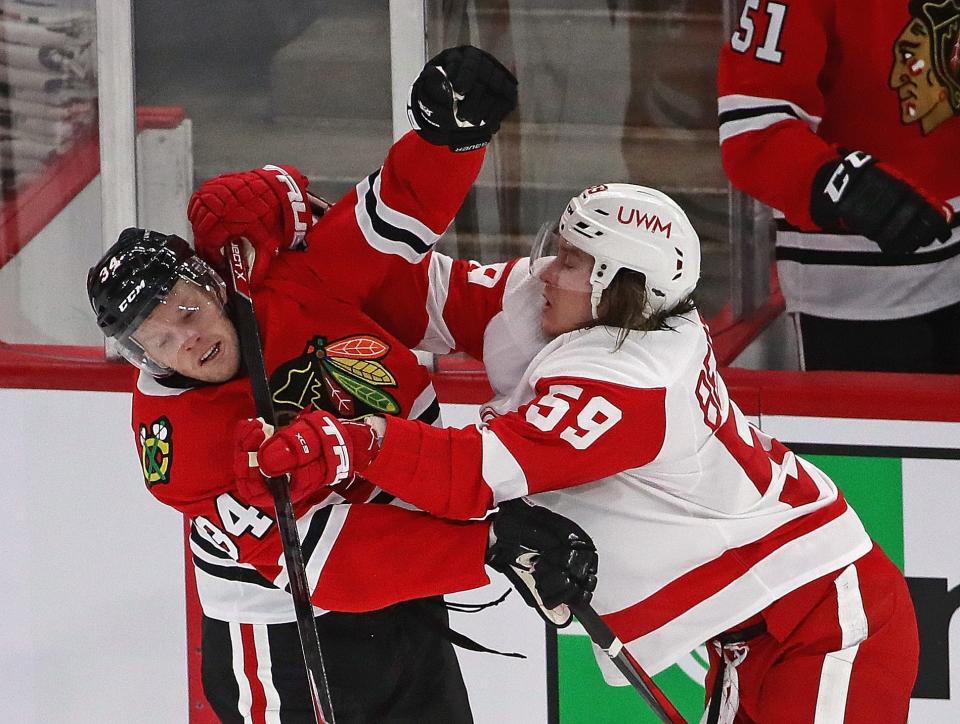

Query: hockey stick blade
[570,602,687,724]
[226,239,337,724]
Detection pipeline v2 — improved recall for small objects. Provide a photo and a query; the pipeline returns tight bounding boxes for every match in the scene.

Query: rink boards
[2,371,959,722]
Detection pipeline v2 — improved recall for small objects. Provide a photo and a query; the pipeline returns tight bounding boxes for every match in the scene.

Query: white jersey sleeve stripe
[354,169,440,262]
[369,168,441,241]
[409,381,442,425]
[303,504,348,598]
[269,501,341,607]
[813,563,867,723]
[718,93,822,144]
[415,252,457,354]
[481,427,529,503]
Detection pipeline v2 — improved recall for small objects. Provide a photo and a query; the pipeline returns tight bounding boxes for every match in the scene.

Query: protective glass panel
[135,0,394,210]
[426,0,734,319]
[0,0,103,346]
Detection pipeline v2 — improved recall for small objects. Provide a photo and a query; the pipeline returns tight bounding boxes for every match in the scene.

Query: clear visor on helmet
[528,220,597,292]
[113,258,228,377]
[529,221,561,278]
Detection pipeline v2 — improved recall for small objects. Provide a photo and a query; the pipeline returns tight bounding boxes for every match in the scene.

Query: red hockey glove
[233,417,279,507]
[235,411,383,503]
[810,150,954,255]
[187,165,315,285]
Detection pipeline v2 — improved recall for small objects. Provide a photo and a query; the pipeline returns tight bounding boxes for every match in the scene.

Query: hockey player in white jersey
[228,183,919,723]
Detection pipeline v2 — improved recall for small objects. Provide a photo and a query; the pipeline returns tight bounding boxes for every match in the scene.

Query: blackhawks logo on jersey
[139,416,172,487]
[890,0,960,135]
[270,334,401,423]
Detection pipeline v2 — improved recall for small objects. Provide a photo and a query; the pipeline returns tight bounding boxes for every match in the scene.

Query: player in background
[86,46,598,723]
[221,183,919,722]
[718,0,959,372]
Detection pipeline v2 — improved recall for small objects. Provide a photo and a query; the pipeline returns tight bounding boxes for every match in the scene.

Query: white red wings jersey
[361,310,872,675]
[718,0,960,319]
[132,133,491,623]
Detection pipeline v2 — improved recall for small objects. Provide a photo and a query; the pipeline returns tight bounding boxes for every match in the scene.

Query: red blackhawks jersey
[131,133,492,623]
[323,242,874,676]
[718,0,960,320]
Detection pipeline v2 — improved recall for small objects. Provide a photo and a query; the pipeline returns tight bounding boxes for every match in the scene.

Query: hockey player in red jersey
[228,183,920,722]
[85,46,599,723]
[718,0,960,372]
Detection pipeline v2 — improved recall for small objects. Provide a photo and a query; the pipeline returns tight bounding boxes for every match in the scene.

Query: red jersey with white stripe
[353,261,873,673]
[718,0,960,319]
[131,133,490,623]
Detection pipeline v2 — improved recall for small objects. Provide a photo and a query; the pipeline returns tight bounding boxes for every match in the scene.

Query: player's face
[889,20,952,133]
[132,279,240,382]
[537,238,594,337]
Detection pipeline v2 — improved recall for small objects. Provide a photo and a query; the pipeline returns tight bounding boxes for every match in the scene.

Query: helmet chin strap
[590,285,604,320]
[590,258,607,320]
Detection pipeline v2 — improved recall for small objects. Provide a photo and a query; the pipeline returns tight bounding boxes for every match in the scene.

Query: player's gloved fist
[234,410,382,503]
[810,150,953,255]
[233,417,279,506]
[407,45,518,153]
[486,498,598,628]
[187,165,314,285]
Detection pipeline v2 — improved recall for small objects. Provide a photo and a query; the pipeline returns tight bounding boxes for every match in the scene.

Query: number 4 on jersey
[217,493,273,538]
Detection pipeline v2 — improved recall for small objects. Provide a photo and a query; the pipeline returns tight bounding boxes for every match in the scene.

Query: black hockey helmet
[86,227,228,375]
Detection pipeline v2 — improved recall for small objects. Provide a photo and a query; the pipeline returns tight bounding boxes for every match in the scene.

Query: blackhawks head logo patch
[890,0,960,134]
[139,416,173,487]
[271,334,401,423]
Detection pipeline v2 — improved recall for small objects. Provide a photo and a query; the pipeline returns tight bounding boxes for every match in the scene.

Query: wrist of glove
[407,45,518,153]
[187,164,317,285]
[810,150,953,255]
[233,411,382,505]
[486,498,598,628]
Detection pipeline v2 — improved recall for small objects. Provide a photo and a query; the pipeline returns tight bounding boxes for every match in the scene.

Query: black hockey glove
[810,150,953,255]
[407,45,518,153]
[486,498,598,628]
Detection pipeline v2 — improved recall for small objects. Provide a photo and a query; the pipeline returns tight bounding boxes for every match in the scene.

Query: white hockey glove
[486,498,598,628]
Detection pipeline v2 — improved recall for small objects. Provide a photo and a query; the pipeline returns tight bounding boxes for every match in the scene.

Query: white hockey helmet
[534,184,701,317]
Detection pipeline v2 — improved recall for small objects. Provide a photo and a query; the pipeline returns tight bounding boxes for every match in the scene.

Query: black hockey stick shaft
[570,602,687,724]
[226,239,336,724]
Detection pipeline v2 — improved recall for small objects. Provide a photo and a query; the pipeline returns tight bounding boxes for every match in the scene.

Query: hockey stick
[570,602,687,724]
[226,239,337,724]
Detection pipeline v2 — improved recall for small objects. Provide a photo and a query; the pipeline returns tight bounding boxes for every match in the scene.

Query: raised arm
[188,45,516,295]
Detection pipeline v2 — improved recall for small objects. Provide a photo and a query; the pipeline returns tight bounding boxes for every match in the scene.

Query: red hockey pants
[703,544,918,723]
